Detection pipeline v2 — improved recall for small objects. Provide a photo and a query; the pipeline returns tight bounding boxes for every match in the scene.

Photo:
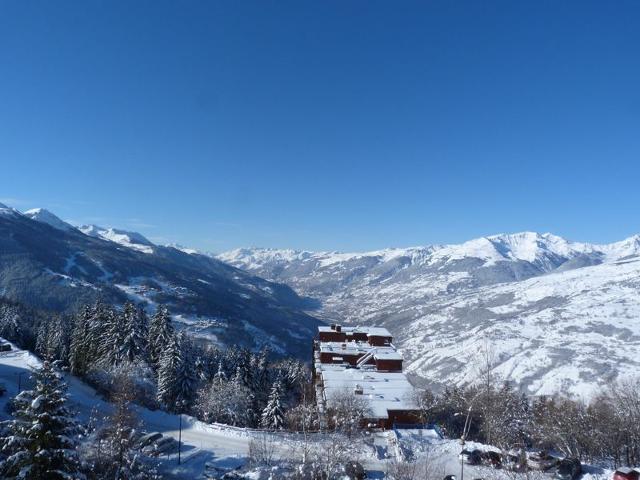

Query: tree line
[414,378,640,468]
[0,298,310,431]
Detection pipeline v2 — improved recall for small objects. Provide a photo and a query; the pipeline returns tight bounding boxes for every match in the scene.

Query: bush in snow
[325,388,372,439]
[194,372,253,426]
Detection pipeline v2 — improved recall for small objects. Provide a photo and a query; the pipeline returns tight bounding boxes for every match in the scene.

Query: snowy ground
[219,235,640,399]
[0,340,620,479]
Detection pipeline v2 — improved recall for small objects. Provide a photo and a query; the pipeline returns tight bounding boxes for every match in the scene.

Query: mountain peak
[24,208,75,232]
[0,202,22,217]
[79,224,155,254]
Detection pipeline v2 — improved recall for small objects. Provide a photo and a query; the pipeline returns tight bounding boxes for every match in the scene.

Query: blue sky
[1,1,639,252]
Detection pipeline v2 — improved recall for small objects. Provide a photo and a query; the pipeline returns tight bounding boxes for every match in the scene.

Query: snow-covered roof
[373,350,403,361]
[321,366,418,419]
[318,325,392,337]
[317,342,401,361]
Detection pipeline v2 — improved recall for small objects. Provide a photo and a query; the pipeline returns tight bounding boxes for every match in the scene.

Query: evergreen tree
[35,321,50,357]
[174,334,197,410]
[213,361,227,384]
[157,336,180,410]
[261,381,285,430]
[157,333,196,412]
[0,360,84,479]
[147,305,174,369]
[119,303,148,364]
[69,306,93,376]
[100,306,124,366]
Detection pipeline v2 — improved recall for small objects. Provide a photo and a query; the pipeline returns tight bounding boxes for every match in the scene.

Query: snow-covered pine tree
[119,302,148,364]
[35,321,50,357]
[157,335,179,410]
[100,305,125,366]
[147,305,174,370]
[213,361,227,385]
[174,333,197,410]
[157,333,196,413]
[261,381,285,430]
[0,360,84,479]
[69,306,93,376]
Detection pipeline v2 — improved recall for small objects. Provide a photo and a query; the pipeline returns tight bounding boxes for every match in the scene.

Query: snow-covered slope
[79,224,156,254]
[24,207,75,232]
[219,233,640,398]
[0,202,21,217]
[0,203,320,358]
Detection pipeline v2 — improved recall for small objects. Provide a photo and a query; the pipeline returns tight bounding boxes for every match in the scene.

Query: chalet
[313,324,420,429]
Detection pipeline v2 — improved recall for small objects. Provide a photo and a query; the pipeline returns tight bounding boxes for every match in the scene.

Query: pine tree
[0,360,84,479]
[119,302,148,364]
[213,361,227,384]
[261,381,285,430]
[100,306,124,366]
[148,305,174,369]
[174,334,197,410]
[157,336,180,410]
[35,321,50,357]
[157,333,196,413]
[69,306,93,376]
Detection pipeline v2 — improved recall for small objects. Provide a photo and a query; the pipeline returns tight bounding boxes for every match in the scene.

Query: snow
[44,268,98,290]
[24,208,75,232]
[321,366,418,419]
[318,325,393,338]
[220,232,640,399]
[0,340,621,479]
[0,202,21,217]
[167,243,202,255]
[79,224,155,254]
[63,252,88,276]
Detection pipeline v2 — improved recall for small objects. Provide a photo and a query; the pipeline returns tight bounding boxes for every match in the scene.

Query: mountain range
[3,200,639,397]
[219,232,640,398]
[0,203,320,358]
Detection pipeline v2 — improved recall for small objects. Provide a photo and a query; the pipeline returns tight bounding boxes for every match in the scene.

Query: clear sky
[1,1,639,252]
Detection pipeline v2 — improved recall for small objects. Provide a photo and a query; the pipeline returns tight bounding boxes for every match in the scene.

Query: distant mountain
[0,204,320,358]
[78,224,156,254]
[24,208,75,232]
[219,232,640,397]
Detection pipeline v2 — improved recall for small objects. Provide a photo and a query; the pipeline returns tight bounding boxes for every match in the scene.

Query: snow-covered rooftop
[321,366,418,419]
[318,325,392,337]
[317,342,401,360]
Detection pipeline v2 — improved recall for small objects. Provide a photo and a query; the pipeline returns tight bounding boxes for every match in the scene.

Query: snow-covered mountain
[22,206,159,255]
[24,207,75,232]
[79,224,156,254]
[219,232,640,398]
[0,203,320,357]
